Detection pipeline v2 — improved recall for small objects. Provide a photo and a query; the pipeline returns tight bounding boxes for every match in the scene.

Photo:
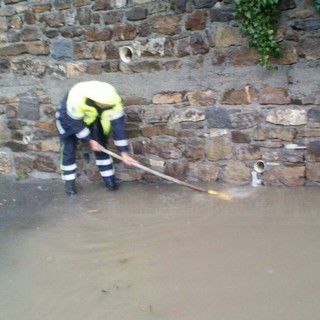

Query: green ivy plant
[233,0,282,69]
[315,0,320,12]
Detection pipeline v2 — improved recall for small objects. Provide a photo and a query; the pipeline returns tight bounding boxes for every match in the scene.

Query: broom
[101,148,232,201]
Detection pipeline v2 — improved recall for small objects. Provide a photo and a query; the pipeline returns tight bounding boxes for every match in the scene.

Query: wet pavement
[0,175,320,320]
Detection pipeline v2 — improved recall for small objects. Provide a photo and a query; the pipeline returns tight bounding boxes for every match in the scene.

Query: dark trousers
[60,120,115,181]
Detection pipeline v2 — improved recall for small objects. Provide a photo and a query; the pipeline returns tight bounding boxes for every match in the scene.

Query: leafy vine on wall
[233,0,282,69]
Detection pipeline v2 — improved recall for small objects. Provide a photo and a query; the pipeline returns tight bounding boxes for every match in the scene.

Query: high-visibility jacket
[56,81,129,152]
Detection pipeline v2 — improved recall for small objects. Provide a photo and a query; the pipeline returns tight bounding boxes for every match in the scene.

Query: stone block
[260,87,291,105]
[133,37,169,57]
[206,107,232,129]
[132,0,155,4]
[17,92,40,120]
[164,60,182,70]
[262,165,305,187]
[123,96,149,106]
[235,144,262,160]
[299,37,320,61]
[50,38,74,61]
[34,154,57,172]
[188,162,219,182]
[186,89,216,106]
[222,86,258,104]
[176,39,191,57]
[11,15,23,29]
[185,11,206,31]
[153,92,182,104]
[14,154,34,176]
[32,4,52,13]
[266,109,307,126]
[73,0,91,7]
[92,43,105,59]
[60,26,84,38]
[164,159,188,180]
[141,125,176,137]
[189,33,210,55]
[180,138,206,160]
[5,141,28,152]
[206,136,232,161]
[270,45,298,65]
[252,127,297,142]
[66,62,86,77]
[92,0,113,10]
[172,108,205,123]
[144,140,182,159]
[40,141,60,152]
[113,22,136,41]
[306,163,320,182]
[26,41,49,55]
[54,0,72,10]
[142,105,173,124]
[152,15,180,36]
[229,47,259,66]
[103,11,121,25]
[84,26,112,41]
[16,4,28,14]
[76,7,91,25]
[126,7,147,21]
[210,8,233,22]
[306,141,320,161]
[215,26,243,47]
[172,0,188,13]
[0,43,27,56]
[194,0,218,9]
[231,131,251,143]
[74,42,91,59]
[0,149,13,173]
[0,7,15,16]
[222,160,251,185]
[40,12,65,28]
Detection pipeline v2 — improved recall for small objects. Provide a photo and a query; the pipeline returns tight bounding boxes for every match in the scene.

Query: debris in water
[119,258,129,264]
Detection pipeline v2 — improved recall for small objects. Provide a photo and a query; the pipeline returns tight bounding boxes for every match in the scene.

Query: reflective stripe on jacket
[56,81,129,152]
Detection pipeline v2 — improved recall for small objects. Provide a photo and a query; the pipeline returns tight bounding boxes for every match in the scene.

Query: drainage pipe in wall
[251,160,266,187]
[119,46,134,64]
[253,160,266,173]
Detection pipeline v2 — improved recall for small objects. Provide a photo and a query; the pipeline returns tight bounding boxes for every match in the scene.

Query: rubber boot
[103,176,118,191]
[65,180,77,195]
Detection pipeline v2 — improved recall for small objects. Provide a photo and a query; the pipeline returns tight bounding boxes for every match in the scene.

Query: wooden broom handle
[101,148,207,193]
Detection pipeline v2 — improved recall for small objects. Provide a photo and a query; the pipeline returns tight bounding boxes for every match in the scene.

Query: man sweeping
[55,81,137,195]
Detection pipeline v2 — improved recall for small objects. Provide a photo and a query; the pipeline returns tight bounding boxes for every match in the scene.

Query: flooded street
[0,176,320,320]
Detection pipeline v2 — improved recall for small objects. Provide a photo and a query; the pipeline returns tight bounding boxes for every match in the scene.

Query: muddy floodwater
[0,176,320,320]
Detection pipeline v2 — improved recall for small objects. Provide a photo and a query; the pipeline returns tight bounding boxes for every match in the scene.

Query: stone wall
[0,0,320,187]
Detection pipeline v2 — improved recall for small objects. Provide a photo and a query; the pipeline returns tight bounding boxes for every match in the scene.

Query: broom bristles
[208,189,232,201]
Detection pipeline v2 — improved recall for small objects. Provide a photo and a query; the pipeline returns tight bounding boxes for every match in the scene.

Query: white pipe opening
[119,46,134,63]
[254,160,266,173]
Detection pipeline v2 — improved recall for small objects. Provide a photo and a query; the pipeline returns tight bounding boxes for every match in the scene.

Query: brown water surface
[0,177,319,320]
